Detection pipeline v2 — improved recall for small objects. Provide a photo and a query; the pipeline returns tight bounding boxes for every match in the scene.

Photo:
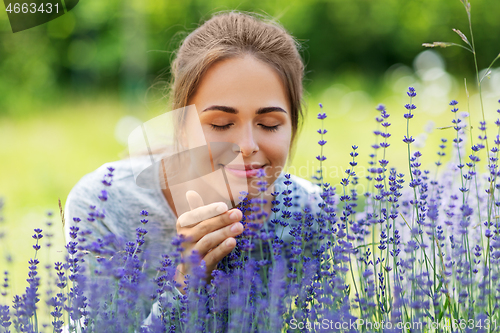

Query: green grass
[0,96,128,302]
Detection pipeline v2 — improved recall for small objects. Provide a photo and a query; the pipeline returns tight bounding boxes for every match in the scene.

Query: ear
[179,104,207,149]
[175,105,191,149]
[177,127,188,149]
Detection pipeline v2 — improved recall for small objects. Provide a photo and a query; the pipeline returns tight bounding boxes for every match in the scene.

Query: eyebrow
[202,105,287,115]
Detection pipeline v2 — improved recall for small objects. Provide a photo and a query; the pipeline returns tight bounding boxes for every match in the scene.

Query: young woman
[64,10,324,323]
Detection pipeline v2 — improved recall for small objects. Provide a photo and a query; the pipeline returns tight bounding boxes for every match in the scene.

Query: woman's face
[187,54,293,199]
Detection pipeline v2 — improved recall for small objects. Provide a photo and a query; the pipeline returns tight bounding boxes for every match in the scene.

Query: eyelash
[210,124,280,132]
[210,124,232,131]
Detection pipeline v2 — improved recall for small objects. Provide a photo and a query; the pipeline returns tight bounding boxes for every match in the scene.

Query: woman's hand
[174,190,243,294]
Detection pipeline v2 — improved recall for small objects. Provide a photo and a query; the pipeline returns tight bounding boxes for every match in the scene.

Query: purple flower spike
[407,87,416,97]
[318,140,327,146]
[256,168,266,178]
[319,103,323,108]
[450,100,458,106]
[317,113,327,120]
[403,136,415,144]
[98,190,108,202]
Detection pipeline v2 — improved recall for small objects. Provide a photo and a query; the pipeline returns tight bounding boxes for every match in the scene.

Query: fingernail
[225,239,234,247]
[229,210,240,221]
[216,203,228,214]
[231,222,241,233]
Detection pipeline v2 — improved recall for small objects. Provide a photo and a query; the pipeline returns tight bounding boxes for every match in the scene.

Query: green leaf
[437,297,449,322]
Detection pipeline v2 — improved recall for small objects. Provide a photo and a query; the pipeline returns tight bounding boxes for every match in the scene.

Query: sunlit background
[1,0,500,315]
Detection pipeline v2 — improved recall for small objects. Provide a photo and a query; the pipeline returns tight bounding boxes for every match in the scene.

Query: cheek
[263,132,291,164]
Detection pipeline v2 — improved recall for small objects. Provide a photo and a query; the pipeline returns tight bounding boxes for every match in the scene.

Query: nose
[232,125,259,157]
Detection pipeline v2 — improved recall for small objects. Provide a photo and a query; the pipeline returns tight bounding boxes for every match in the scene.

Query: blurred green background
[1,0,500,320]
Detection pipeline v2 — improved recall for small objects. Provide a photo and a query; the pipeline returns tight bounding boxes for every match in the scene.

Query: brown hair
[168,11,306,161]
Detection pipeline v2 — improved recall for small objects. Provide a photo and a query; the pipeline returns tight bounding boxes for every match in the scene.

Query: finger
[193,222,243,257]
[178,201,228,227]
[179,208,242,242]
[203,237,237,272]
[193,208,242,236]
[186,190,204,210]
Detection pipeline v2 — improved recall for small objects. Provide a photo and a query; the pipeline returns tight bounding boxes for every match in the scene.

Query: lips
[222,164,266,178]
[225,164,264,170]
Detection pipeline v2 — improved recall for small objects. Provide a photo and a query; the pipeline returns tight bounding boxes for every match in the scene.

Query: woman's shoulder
[287,174,322,195]
[66,158,134,204]
[275,172,321,194]
[67,155,158,201]
[65,156,176,246]
[274,173,323,212]
[64,156,174,234]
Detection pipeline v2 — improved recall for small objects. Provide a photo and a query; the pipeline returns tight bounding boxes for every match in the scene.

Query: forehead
[189,54,291,116]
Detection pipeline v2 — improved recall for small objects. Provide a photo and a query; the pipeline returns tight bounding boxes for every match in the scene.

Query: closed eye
[210,123,233,131]
[210,123,280,132]
[259,124,279,132]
